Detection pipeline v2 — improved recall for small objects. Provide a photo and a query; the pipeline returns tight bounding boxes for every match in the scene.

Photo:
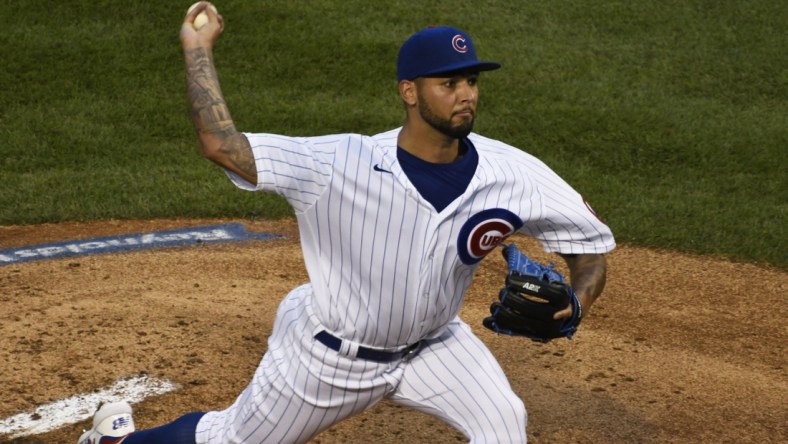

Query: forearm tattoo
[185,47,256,180]
[564,254,607,303]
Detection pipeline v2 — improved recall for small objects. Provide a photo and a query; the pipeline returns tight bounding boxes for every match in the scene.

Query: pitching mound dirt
[0,218,785,443]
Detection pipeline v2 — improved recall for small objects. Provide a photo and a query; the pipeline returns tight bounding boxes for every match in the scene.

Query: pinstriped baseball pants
[195,285,527,443]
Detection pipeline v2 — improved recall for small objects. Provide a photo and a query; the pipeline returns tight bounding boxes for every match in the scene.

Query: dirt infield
[1,218,785,443]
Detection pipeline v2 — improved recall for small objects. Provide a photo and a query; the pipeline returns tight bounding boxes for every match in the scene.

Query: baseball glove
[483,243,582,342]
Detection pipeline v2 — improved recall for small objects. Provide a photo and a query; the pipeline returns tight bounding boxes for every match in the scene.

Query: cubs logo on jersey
[457,208,523,265]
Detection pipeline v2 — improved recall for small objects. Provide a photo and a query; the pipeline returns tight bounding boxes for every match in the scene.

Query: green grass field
[1,1,785,267]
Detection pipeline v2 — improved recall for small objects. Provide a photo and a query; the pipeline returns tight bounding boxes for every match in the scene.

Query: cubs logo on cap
[397,26,501,81]
[451,35,468,53]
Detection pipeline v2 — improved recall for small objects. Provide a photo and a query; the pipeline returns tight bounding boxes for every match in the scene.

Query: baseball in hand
[187,2,217,30]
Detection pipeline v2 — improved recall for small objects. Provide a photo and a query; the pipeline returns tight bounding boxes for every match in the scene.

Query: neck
[398,120,462,164]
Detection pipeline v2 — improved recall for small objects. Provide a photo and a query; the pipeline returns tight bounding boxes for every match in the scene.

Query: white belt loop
[311,325,323,337]
[338,338,359,359]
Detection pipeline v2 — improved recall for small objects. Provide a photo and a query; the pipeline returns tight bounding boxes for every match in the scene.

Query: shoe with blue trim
[77,401,135,444]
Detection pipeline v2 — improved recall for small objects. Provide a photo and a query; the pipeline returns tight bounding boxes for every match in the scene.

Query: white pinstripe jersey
[227,127,615,349]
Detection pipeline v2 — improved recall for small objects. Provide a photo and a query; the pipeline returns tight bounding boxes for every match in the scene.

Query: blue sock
[121,411,205,444]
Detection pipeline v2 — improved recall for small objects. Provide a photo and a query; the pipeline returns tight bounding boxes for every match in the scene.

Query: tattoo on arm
[185,48,234,137]
[562,254,607,305]
[184,47,256,182]
[218,134,255,180]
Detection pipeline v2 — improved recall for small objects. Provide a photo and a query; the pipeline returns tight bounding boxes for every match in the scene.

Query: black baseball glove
[483,243,582,342]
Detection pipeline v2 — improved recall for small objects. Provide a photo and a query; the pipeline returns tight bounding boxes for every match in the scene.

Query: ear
[398,80,417,107]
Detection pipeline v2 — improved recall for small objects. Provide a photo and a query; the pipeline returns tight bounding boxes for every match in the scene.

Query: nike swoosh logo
[373,164,392,174]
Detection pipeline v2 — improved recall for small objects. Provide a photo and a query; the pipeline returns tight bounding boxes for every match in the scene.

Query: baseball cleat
[77,401,135,444]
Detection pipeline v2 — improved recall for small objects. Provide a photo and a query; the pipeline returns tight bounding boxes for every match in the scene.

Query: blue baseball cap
[397,26,501,81]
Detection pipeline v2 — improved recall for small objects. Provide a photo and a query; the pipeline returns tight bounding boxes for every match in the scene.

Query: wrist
[575,290,594,315]
[182,41,213,52]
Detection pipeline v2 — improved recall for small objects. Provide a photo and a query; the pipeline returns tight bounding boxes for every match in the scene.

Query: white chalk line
[0,374,177,438]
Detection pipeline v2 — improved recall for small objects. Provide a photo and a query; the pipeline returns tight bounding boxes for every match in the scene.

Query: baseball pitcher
[78,2,614,443]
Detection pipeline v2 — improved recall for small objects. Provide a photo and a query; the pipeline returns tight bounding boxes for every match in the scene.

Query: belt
[314,330,424,363]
